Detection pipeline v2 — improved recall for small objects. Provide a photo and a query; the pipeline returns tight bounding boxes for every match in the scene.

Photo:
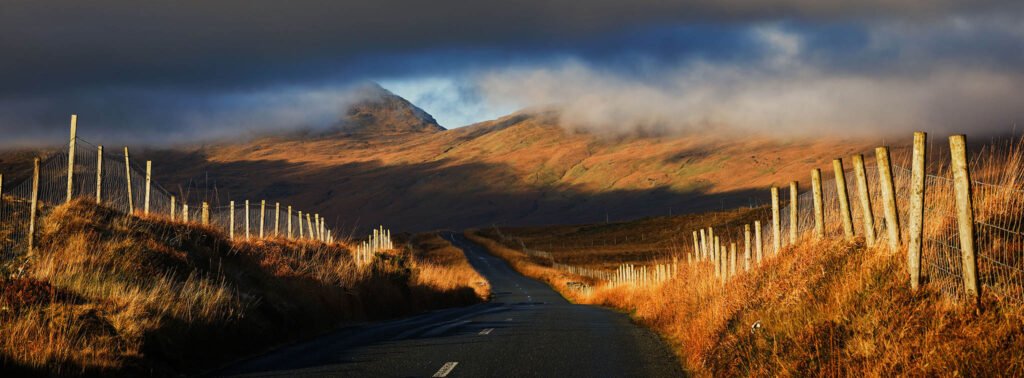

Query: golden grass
[408,233,490,306]
[0,200,486,376]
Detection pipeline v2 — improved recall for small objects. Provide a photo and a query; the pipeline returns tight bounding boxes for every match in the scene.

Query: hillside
[132,104,888,233]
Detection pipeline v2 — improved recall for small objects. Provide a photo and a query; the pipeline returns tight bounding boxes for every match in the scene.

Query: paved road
[219,232,684,377]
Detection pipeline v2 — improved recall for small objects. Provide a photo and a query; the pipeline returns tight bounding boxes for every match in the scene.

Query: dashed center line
[433,361,458,377]
[479,328,494,335]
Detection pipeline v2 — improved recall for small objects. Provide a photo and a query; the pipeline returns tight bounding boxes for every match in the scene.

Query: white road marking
[433,362,459,377]
[479,328,494,335]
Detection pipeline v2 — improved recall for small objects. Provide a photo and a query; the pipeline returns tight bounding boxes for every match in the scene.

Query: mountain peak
[338,83,445,134]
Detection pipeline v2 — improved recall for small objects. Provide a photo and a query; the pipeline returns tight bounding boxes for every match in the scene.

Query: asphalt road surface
[219,232,684,377]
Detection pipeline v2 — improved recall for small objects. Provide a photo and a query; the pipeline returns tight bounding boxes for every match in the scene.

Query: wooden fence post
[833,159,855,241]
[183,203,189,222]
[66,114,77,204]
[144,161,152,215]
[95,146,103,204]
[907,132,927,290]
[170,196,176,220]
[287,206,293,239]
[245,200,250,240]
[124,147,134,214]
[692,231,699,261]
[744,224,752,271]
[298,210,304,239]
[790,181,799,244]
[699,229,707,261]
[949,135,980,302]
[274,202,280,236]
[729,242,737,276]
[720,239,727,283]
[27,158,40,257]
[314,213,320,240]
[811,169,824,239]
[259,200,266,238]
[229,200,235,239]
[306,213,314,239]
[201,202,209,225]
[876,146,901,252]
[771,186,781,253]
[852,154,876,247]
[754,221,763,264]
[714,236,721,277]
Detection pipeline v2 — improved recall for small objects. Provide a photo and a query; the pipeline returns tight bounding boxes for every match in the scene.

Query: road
[219,232,684,377]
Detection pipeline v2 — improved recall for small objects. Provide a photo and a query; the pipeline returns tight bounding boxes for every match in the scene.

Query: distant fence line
[0,115,395,268]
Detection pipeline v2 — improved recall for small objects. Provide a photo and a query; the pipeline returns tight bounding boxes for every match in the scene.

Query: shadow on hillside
[134,148,770,234]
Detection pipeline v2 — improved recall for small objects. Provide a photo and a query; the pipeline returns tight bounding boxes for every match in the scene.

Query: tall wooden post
[124,147,134,214]
[95,146,103,204]
[144,161,152,215]
[744,224,752,271]
[811,169,824,239]
[170,196,176,220]
[183,203,189,222]
[907,132,927,290]
[314,214,320,240]
[229,200,235,239]
[27,158,40,257]
[876,146,901,252]
[714,236,721,277]
[949,135,980,302]
[287,206,293,239]
[259,200,266,238]
[298,210,304,239]
[754,220,763,264]
[201,202,209,225]
[245,200,250,240]
[852,154,876,247]
[306,213,314,239]
[729,242,737,276]
[833,159,855,241]
[789,181,799,244]
[699,229,707,261]
[771,186,781,253]
[274,202,280,236]
[66,114,77,204]
[692,231,700,262]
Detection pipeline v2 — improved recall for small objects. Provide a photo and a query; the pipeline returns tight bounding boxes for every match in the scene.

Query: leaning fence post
[949,135,980,302]
[789,181,799,244]
[27,158,40,257]
[274,202,280,236]
[754,220,763,264]
[811,169,824,239]
[876,146,901,252]
[771,186,781,253]
[95,146,103,204]
[259,200,266,238]
[245,200,251,240]
[907,132,927,290]
[229,200,235,239]
[144,161,152,215]
[66,114,77,204]
[852,154,876,247]
[202,202,209,225]
[833,159,855,241]
[124,147,134,214]
[287,205,293,239]
[744,224,752,271]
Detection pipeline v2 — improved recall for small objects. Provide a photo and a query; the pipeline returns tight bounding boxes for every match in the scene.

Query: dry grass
[0,200,486,376]
[408,233,490,306]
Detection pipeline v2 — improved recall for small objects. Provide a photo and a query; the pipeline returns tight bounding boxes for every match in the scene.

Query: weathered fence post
[170,196,176,220]
[719,239,727,283]
[729,242,737,276]
[949,135,980,302]
[744,224,752,271]
[124,147,134,214]
[811,168,824,239]
[287,205,293,239]
[183,203,189,222]
[274,202,280,236]
[245,200,250,240]
[699,229,707,261]
[714,236,721,277]
[833,159,855,241]
[692,231,699,261]
[852,154,876,247]
[314,213,320,240]
[875,146,901,252]
[298,210,304,239]
[771,186,781,253]
[66,114,77,204]
[789,181,799,244]
[229,200,235,239]
[201,202,209,225]
[907,132,927,290]
[27,158,40,257]
[259,200,266,238]
[754,221,763,264]
[144,161,152,215]
[95,146,103,204]
[306,213,314,239]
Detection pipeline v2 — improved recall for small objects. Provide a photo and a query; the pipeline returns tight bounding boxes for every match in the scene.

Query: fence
[0,116,394,270]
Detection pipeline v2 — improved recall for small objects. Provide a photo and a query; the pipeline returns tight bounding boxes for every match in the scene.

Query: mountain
[337,83,445,134]
[137,100,888,233]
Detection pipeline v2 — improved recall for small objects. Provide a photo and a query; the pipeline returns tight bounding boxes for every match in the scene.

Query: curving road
[219,232,684,377]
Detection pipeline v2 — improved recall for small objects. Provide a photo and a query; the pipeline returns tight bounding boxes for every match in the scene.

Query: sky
[2,1,1023,145]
